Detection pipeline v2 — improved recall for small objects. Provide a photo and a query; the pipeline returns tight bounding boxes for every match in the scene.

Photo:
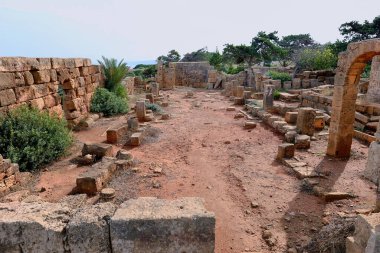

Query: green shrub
[90,87,129,116]
[0,106,73,172]
[295,47,337,71]
[98,56,129,91]
[225,65,245,75]
[266,70,292,84]
[274,89,281,100]
[145,103,162,113]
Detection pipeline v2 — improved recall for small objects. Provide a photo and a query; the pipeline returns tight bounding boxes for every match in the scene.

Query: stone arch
[327,39,380,158]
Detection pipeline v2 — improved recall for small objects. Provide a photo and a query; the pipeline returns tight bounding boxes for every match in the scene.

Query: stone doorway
[327,39,380,158]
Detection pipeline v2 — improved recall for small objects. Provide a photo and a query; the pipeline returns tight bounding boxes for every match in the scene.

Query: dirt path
[33,87,377,253]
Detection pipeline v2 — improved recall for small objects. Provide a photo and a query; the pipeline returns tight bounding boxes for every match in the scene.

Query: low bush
[0,106,73,172]
[145,103,162,113]
[90,87,129,116]
[267,70,292,84]
[274,89,281,100]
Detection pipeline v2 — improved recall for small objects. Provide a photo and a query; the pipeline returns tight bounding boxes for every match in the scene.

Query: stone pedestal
[243,91,251,100]
[236,86,244,98]
[263,84,274,112]
[135,101,146,121]
[285,112,298,124]
[277,144,295,160]
[150,82,159,96]
[364,141,380,184]
[366,56,380,103]
[296,107,316,136]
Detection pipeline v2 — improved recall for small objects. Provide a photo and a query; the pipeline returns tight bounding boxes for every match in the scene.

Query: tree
[157,50,181,65]
[339,15,380,42]
[277,34,317,67]
[222,31,281,67]
[208,48,223,70]
[181,48,209,62]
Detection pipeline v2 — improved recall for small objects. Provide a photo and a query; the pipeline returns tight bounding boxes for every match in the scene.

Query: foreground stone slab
[130,132,142,146]
[66,203,116,253]
[110,197,215,253]
[0,201,72,253]
[107,125,128,144]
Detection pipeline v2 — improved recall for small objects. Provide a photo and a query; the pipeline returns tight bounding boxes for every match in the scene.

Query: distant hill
[128,60,156,68]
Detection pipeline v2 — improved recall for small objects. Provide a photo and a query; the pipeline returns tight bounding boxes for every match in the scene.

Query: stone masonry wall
[0,57,103,127]
[156,61,212,89]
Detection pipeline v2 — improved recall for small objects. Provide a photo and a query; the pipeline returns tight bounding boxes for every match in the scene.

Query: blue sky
[0,0,379,67]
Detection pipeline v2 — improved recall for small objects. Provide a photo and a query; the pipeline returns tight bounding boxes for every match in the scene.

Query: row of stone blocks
[0,197,215,253]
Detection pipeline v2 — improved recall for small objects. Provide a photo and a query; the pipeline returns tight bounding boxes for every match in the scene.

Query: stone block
[66,203,116,253]
[296,107,316,136]
[285,131,297,143]
[107,125,128,144]
[234,97,244,105]
[314,116,325,130]
[355,112,369,124]
[30,98,45,110]
[32,70,51,83]
[0,73,16,90]
[292,78,301,89]
[76,157,116,195]
[62,79,78,90]
[31,83,49,98]
[277,143,295,160]
[51,58,65,69]
[14,86,32,102]
[130,133,142,146]
[285,111,298,124]
[135,101,146,121]
[364,141,380,184]
[0,89,16,106]
[0,201,72,252]
[244,121,257,129]
[36,58,52,70]
[295,135,311,149]
[110,197,215,253]
[82,143,113,159]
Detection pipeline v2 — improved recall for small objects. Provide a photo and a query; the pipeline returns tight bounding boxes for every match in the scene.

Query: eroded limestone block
[295,135,311,149]
[0,201,72,253]
[285,112,298,124]
[110,197,215,253]
[66,203,116,253]
[296,107,316,136]
[277,143,295,160]
[364,141,380,184]
[82,143,113,159]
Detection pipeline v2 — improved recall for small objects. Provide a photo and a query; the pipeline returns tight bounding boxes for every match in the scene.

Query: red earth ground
[29,87,376,253]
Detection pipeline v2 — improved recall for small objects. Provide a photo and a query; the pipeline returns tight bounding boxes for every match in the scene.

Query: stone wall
[0,57,103,127]
[0,197,215,253]
[156,61,212,89]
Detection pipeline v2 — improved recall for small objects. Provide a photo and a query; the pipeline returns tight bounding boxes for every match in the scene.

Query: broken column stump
[110,197,215,253]
[296,107,316,136]
[135,101,146,122]
[150,82,159,96]
[263,84,275,112]
[277,143,295,160]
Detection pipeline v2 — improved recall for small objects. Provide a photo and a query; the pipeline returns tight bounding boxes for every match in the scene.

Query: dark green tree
[339,15,380,42]
[208,49,224,70]
[181,48,209,62]
[157,50,181,65]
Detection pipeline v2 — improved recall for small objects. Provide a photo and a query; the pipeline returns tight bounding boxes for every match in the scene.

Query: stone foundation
[0,197,215,253]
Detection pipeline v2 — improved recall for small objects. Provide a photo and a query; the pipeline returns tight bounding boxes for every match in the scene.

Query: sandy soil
[32,87,376,253]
